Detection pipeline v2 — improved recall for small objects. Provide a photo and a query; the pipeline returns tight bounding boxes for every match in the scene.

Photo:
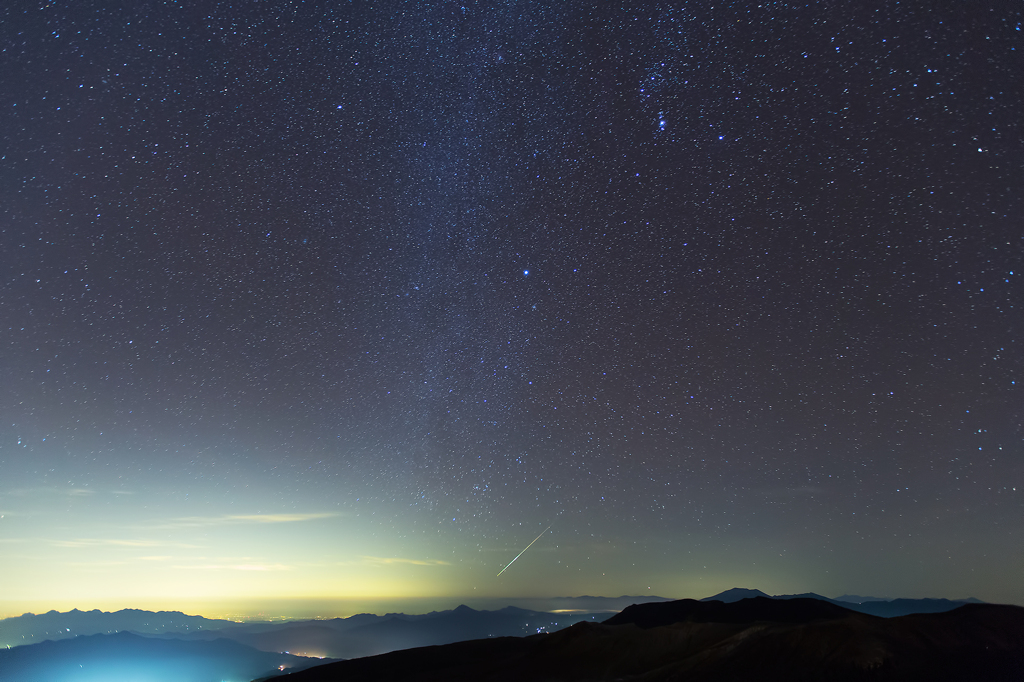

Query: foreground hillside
[270,597,1024,682]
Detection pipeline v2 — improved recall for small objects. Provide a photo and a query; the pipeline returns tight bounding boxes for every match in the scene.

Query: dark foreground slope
[269,599,1024,682]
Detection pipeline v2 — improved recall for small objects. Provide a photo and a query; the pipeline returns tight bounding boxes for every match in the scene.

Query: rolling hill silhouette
[2,592,1013,680]
[165,604,614,659]
[1,605,612,659]
[269,598,1024,681]
[700,588,986,617]
[605,596,861,627]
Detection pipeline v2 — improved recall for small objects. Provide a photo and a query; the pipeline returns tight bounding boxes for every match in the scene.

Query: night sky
[1,1,1021,618]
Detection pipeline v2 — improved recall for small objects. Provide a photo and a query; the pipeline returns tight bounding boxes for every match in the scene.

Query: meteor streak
[497,525,551,576]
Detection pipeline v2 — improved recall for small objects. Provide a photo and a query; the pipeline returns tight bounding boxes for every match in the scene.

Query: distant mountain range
[0,630,331,682]
[0,590,989,651]
[148,604,617,659]
[0,608,234,647]
[835,594,895,603]
[700,587,986,617]
[499,595,675,612]
[1,604,617,659]
[269,597,1024,681]
[1,591,1010,681]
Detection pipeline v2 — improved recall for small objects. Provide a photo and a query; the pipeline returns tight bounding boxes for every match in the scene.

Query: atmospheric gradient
[1,1,1021,617]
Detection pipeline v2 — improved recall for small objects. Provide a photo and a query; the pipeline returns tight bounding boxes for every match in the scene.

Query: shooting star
[497,525,551,576]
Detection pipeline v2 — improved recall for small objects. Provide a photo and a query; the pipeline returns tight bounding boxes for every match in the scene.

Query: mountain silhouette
[4,593,1009,680]
[851,597,990,618]
[699,587,771,602]
[146,604,614,659]
[516,595,675,612]
[836,594,892,603]
[267,599,1024,682]
[0,608,233,647]
[0,630,331,682]
[605,596,863,628]
[699,587,985,618]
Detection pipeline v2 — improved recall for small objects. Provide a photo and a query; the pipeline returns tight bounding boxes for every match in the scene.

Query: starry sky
[1,1,1021,618]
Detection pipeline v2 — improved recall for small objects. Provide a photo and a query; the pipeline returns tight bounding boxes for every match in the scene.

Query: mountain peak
[700,587,771,603]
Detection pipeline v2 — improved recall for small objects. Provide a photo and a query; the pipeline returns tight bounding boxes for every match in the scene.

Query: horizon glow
[1,2,1020,619]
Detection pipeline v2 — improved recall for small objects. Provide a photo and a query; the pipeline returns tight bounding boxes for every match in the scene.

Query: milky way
[1,2,1021,614]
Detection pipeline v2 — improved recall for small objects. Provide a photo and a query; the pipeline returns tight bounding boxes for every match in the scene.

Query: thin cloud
[228,513,338,524]
[4,487,97,498]
[154,512,339,529]
[359,556,451,567]
[52,539,200,549]
[174,563,292,572]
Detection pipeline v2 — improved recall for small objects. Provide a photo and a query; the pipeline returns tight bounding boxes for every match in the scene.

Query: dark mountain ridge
[270,599,1024,682]
[698,587,770,602]
[836,594,892,604]
[701,587,986,617]
[149,604,615,659]
[606,596,867,628]
[0,608,233,647]
[1,589,992,654]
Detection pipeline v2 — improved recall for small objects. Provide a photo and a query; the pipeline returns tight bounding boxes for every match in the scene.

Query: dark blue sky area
[1,2,1020,612]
